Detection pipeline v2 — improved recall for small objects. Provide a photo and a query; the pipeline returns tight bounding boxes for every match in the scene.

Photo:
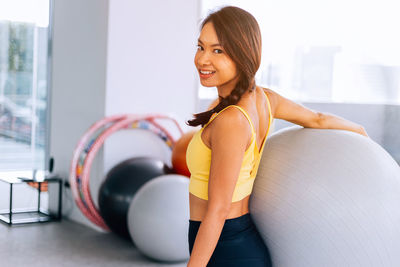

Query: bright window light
[0,0,49,27]
[199,0,400,104]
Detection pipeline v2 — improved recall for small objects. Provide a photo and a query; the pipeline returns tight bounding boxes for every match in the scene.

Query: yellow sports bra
[186,90,273,202]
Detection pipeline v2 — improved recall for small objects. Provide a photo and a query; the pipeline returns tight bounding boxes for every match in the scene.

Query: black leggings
[188,213,273,267]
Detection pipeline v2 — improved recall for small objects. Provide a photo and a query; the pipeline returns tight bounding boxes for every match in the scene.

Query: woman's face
[194,22,238,89]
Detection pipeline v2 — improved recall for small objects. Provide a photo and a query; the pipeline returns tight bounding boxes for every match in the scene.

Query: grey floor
[0,218,188,267]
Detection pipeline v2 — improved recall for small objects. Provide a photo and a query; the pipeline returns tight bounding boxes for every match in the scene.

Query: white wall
[49,0,109,230]
[105,0,198,117]
[103,0,199,175]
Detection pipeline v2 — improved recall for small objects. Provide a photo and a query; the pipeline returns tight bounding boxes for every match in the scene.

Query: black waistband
[189,213,253,239]
[189,212,251,224]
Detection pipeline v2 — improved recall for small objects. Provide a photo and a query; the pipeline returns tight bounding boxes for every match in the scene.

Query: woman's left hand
[358,126,369,138]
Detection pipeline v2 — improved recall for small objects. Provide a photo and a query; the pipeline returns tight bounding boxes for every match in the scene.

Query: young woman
[185,6,368,267]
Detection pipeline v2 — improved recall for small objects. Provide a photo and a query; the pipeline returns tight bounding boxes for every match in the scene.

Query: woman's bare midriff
[189,193,250,221]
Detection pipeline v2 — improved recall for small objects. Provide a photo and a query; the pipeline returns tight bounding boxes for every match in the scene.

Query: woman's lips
[199,70,216,79]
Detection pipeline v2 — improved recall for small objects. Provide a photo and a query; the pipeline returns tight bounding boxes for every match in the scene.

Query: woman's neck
[216,75,240,98]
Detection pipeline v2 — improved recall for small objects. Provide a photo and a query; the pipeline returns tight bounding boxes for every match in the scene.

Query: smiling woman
[184,3,369,266]
[188,7,262,128]
[185,6,273,267]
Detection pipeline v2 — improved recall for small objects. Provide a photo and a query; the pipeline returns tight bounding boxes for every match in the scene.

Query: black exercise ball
[98,157,171,240]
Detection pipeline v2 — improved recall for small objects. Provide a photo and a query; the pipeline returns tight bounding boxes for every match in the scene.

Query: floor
[0,218,188,267]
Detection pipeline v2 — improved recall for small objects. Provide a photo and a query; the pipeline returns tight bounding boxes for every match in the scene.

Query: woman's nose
[197,52,211,66]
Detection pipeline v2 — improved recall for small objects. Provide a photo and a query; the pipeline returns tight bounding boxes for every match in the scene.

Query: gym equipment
[127,174,190,262]
[250,126,400,267]
[98,157,171,239]
[171,130,196,177]
[69,114,183,230]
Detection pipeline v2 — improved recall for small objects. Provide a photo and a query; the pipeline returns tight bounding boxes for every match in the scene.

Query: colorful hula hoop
[69,114,183,230]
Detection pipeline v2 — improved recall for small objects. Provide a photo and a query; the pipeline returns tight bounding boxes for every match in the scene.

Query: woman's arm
[187,107,251,267]
[318,112,369,137]
[264,88,369,137]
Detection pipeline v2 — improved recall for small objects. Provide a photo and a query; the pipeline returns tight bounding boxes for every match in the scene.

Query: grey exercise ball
[250,126,400,267]
[127,174,189,262]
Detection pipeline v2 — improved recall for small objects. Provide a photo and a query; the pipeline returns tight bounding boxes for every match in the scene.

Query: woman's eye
[197,45,203,51]
[214,49,223,54]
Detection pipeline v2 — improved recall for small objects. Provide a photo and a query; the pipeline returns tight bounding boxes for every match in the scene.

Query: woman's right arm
[264,88,369,137]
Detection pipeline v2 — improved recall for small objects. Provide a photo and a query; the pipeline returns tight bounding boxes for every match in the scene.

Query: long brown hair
[186,6,262,127]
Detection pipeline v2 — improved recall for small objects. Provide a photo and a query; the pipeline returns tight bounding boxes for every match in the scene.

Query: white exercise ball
[250,126,400,267]
[127,174,190,262]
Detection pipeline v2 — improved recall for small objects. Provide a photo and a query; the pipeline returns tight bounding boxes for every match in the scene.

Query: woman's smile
[199,69,216,79]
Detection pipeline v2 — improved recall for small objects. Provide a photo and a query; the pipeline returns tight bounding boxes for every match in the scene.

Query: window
[0,0,51,171]
[199,0,400,104]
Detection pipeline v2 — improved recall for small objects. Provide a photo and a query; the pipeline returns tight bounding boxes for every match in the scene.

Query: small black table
[0,175,62,226]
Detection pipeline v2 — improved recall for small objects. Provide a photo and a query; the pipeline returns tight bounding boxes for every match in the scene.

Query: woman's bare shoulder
[258,86,277,116]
